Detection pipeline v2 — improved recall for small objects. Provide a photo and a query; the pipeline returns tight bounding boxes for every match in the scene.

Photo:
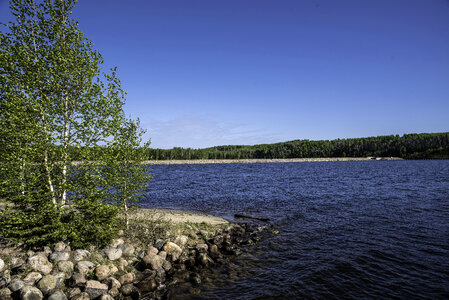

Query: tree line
[145,132,449,160]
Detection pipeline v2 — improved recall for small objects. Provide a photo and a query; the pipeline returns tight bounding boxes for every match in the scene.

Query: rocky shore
[0,210,273,299]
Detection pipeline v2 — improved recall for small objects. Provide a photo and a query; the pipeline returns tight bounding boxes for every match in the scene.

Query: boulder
[48,290,68,300]
[103,248,122,261]
[50,251,70,262]
[118,244,135,256]
[72,250,90,262]
[8,279,24,292]
[197,253,214,267]
[58,261,74,274]
[69,273,86,287]
[20,286,44,300]
[37,274,59,295]
[0,287,12,299]
[85,280,108,299]
[118,273,135,285]
[162,242,182,261]
[70,292,90,300]
[53,242,67,252]
[23,272,43,285]
[142,254,164,270]
[75,261,94,275]
[67,287,81,299]
[28,254,53,275]
[94,265,110,281]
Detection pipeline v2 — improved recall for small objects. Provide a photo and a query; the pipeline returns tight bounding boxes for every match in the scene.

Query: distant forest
[145,132,449,160]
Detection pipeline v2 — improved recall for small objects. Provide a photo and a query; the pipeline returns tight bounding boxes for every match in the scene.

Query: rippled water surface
[142,160,449,299]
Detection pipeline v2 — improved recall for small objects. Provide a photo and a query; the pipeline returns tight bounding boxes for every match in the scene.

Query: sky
[1,0,448,149]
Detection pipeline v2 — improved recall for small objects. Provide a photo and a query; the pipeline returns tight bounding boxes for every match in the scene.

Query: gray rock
[106,276,121,289]
[174,235,189,248]
[72,250,90,262]
[70,292,90,300]
[53,242,67,252]
[58,261,74,274]
[67,287,81,299]
[109,238,124,248]
[103,248,122,261]
[8,279,24,292]
[75,261,94,275]
[69,273,86,287]
[20,286,44,300]
[108,287,119,297]
[121,283,139,297]
[142,254,164,270]
[50,251,70,262]
[37,274,59,295]
[48,290,68,300]
[85,280,108,299]
[197,252,214,267]
[95,265,110,281]
[162,242,182,261]
[154,239,165,250]
[100,294,114,300]
[195,243,208,252]
[0,274,10,288]
[23,272,43,285]
[28,254,53,275]
[0,258,5,272]
[43,247,52,256]
[0,287,12,299]
[118,244,135,256]
[118,273,135,285]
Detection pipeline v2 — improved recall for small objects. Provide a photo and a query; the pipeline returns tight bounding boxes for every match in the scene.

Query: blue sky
[1,0,448,149]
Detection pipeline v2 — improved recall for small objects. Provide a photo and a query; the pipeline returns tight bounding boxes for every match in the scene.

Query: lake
[142,160,449,299]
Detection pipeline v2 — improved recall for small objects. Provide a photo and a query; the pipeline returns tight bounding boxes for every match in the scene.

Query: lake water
[142,160,449,299]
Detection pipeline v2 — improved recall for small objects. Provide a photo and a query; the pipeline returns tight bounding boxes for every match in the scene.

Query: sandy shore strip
[130,208,230,225]
[143,157,403,165]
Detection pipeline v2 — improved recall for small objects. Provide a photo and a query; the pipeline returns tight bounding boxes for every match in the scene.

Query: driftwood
[234,213,270,222]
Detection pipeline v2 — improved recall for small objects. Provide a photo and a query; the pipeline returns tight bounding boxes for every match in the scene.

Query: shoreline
[143,157,403,165]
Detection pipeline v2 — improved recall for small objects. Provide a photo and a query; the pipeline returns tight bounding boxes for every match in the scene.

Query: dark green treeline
[146,132,449,160]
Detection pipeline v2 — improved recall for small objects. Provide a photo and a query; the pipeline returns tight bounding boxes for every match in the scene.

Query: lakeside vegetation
[146,132,449,160]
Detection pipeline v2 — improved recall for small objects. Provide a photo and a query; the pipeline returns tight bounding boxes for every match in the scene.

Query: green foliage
[143,132,449,160]
[0,0,150,248]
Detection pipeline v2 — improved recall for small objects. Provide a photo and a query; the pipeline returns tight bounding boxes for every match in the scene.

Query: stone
[94,265,110,281]
[0,275,10,289]
[174,235,188,248]
[118,244,135,256]
[118,273,135,285]
[69,273,86,287]
[157,251,167,260]
[8,279,24,292]
[121,283,140,298]
[0,258,5,272]
[20,286,44,300]
[53,242,67,252]
[106,277,121,289]
[58,261,74,274]
[43,247,52,256]
[162,242,182,261]
[75,261,94,275]
[197,253,214,267]
[190,273,201,285]
[109,238,124,248]
[109,264,118,275]
[28,254,53,275]
[37,274,59,295]
[0,287,12,299]
[145,246,158,256]
[117,258,128,272]
[108,287,119,297]
[153,239,165,250]
[103,248,122,261]
[70,292,90,300]
[48,290,68,300]
[100,294,114,300]
[10,257,26,269]
[85,280,108,299]
[136,277,157,293]
[195,243,208,252]
[162,260,172,272]
[67,287,81,299]
[72,250,90,262]
[24,272,43,285]
[50,251,70,262]
[142,254,164,270]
